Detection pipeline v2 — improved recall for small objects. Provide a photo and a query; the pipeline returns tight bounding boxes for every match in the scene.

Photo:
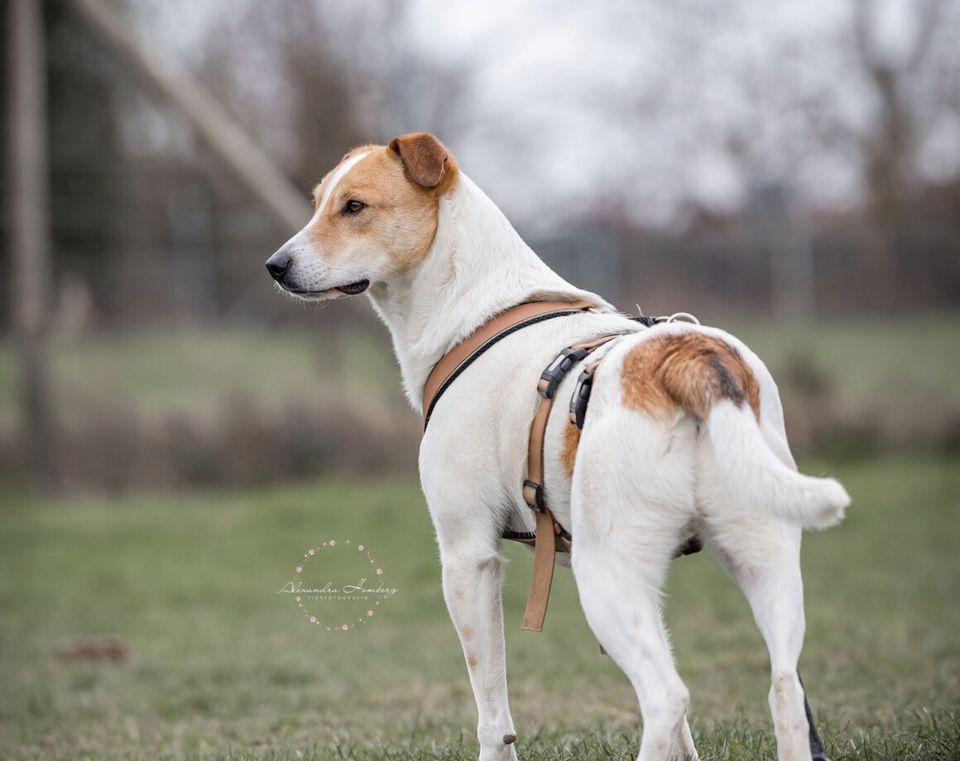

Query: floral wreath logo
[278,539,398,632]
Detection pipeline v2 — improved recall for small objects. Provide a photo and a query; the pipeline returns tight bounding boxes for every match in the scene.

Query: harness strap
[521,334,618,632]
[422,300,594,428]
[501,528,537,545]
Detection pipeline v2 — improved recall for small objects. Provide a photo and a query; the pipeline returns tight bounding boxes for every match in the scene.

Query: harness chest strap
[422,300,595,428]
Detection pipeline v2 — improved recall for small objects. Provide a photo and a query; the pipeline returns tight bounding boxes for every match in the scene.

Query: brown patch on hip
[621,333,760,421]
[561,422,581,478]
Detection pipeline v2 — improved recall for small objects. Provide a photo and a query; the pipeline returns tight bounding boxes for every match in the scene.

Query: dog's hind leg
[699,478,814,761]
[571,517,699,761]
[570,414,701,761]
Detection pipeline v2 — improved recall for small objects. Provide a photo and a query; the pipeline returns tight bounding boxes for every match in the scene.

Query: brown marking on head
[274,133,460,299]
[561,423,581,477]
[308,145,438,273]
[467,652,478,668]
[454,588,464,601]
[462,625,474,641]
[621,333,760,421]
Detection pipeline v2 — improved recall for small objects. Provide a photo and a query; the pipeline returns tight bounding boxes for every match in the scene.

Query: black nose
[265,251,292,282]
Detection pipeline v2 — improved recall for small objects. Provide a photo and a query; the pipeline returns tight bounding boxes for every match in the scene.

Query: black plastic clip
[522,479,545,511]
[538,346,590,399]
[569,367,596,429]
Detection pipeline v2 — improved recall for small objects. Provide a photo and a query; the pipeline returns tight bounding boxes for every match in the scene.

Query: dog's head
[265,132,458,300]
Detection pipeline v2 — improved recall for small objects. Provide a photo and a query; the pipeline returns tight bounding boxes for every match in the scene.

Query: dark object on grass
[54,638,128,661]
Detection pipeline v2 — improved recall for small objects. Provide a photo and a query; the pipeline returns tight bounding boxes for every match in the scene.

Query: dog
[266,132,850,761]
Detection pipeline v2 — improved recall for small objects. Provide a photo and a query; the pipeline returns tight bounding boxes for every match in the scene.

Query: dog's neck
[367,173,611,411]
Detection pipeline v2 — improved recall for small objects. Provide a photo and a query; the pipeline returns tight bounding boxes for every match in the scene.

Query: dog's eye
[342,199,366,215]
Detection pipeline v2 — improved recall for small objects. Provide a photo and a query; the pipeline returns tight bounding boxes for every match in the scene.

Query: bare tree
[853,0,945,220]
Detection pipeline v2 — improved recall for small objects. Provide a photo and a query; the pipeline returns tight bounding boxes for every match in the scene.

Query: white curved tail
[706,401,850,530]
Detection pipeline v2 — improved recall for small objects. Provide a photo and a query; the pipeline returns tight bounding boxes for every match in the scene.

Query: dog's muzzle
[265,249,370,297]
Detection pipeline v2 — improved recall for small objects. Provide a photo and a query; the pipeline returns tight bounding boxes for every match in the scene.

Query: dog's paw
[478,745,518,761]
[478,727,519,761]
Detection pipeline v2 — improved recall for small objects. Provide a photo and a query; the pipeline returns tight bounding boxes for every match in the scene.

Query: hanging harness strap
[568,348,704,558]
[522,329,703,631]
[521,335,619,631]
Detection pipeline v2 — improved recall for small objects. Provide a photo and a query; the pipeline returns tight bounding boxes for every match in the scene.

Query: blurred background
[1,0,959,490]
[1,1,958,758]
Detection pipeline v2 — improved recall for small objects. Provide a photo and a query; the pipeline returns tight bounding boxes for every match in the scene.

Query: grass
[0,313,958,431]
[1,453,958,759]
[0,327,400,431]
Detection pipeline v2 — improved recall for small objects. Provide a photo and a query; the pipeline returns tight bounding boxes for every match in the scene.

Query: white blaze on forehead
[315,150,374,216]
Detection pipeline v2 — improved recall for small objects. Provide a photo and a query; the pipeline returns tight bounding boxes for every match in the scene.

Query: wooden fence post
[8,0,57,489]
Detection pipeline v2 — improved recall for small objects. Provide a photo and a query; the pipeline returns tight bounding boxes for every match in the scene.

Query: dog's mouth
[282,279,370,298]
[334,280,370,295]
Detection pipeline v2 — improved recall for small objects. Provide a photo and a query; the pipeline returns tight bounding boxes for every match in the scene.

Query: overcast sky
[129,0,960,229]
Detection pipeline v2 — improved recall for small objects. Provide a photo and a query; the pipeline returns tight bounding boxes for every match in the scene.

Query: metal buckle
[538,346,590,399]
[630,315,665,327]
[522,479,545,511]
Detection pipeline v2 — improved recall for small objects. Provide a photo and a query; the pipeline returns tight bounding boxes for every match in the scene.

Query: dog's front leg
[439,540,517,761]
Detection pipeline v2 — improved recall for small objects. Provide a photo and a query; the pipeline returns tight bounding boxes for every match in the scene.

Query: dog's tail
[705,401,849,530]
[625,331,849,530]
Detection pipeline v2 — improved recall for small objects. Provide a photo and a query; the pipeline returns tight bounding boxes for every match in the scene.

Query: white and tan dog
[266,132,850,761]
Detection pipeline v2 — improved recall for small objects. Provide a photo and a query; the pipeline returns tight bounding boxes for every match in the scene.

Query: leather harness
[422,300,702,633]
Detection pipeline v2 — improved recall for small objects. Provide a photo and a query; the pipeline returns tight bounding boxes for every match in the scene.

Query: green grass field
[1,453,958,760]
[1,313,958,431]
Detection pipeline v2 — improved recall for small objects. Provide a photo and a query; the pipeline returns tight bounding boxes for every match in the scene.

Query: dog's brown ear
[389,132,451,189]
